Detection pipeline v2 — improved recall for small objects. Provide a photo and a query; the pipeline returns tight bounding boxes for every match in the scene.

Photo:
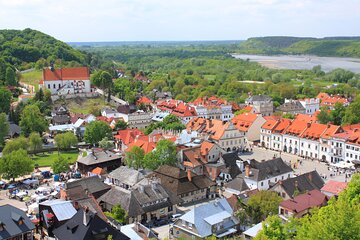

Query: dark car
[153,218,169,227]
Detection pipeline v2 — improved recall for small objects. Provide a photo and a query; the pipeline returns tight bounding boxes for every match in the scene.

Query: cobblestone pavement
[240,146,351,182]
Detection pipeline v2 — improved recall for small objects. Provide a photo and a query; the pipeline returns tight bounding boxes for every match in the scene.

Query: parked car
[170,213,182,222]
[153,218,169,227]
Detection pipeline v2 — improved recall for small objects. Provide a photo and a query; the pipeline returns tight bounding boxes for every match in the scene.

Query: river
[233,54,360,73]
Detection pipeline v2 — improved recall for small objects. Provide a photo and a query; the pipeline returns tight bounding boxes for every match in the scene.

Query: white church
[40,67,92,95]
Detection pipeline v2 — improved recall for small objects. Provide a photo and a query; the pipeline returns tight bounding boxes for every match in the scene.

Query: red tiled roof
[321,180,348,195]
[280,189,328,213]
[136,96,152,105]
[316,92,330,100]
[273,119,292,133]
[186,117,229,140]
[283,118,309,136]
[172,103,197,117]
[261,119,278,130]
[43,67,90,81]
[321,125,341,139]
[114,129,144,145]
[300,123,328,141]
[191,96,227,106]
[92,167,105,175]
[232,113,258,132]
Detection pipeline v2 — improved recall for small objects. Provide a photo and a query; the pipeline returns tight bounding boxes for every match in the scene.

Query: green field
[19,70,42,91]
[32,151,79,167]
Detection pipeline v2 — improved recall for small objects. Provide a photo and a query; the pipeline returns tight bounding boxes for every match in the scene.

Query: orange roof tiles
[126,139,156,154]
[300,123,328,140]
[43,67,89,81]
[321,125,340,139]
[114,129,144,145]
[92,167,105,175]
[191,96,227,106]
[316,92,330,101]
[283,118,309,136]
[261,119,278,130]
[186,117,228,140]
[200,141,214,156]
[172,102,197,117]
[232,113,258,132]
[136,96,152,105]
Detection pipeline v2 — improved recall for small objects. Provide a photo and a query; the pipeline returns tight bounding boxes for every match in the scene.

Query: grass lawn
[63,97,115,114]
[31,151,79,167]
[19,70,42,91]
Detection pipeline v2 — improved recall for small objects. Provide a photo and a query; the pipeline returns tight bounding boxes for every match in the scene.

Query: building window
[47,84,50,89]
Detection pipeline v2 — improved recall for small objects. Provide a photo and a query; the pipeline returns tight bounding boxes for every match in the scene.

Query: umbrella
[23,196,31,202]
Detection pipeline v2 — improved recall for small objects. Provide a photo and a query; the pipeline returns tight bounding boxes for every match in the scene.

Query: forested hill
[238,36,360,57]
[0,28,89,70]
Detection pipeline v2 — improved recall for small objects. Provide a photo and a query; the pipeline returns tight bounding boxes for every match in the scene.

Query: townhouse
[299,98,320,115]
[245,95,274,116]
[187,117,245,152]
[260,118,292,151]
[189,96,234,121]
[316,92,350,110]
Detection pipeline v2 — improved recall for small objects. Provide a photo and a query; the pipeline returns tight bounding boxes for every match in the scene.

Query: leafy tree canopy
[0,149,33,181]
[84,121,112,145]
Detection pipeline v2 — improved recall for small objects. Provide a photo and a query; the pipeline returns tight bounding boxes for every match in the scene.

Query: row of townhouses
[260,114,360,164]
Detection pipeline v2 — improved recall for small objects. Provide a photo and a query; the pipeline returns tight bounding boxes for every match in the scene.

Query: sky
[0,0,359,42]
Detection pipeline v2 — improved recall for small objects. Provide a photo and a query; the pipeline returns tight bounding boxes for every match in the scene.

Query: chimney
[83,207,91,226]
[307,122,311,128]
[245,165,251,177]
[73,201,80,210]
[308,173,313,182]
[187,169,192,182]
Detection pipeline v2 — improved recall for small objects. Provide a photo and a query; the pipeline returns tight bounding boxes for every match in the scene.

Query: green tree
[52,155,69,174]
[247,191,282,223]
[2,136,29,155]
[254,215,288,240]
[99,137,114,150]
[0,113,9,147]
[54,132,78,150]
[34,88,44,102]
[104,204,127,224]
[144,139,177,170]
[317,107,332,124]
[0,149,33,181]
[114,120,128,131]
[5,67,17,86]
[100,71,113,102]
[0,87,12,114]
[282,113,294,119]
[126,146,145,169]
[330,102,346,125]
[19,104,47,136]
[343,95,360,125]
[28,132,43,151]
[84,121,112,145]
[0,58,6,83]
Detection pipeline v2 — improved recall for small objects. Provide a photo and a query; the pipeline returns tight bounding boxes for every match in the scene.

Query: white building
[299,98,320,115]
[40,67,92,95]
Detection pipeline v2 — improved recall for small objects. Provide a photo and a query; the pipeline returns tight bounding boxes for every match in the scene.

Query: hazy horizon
[1,0,359,42]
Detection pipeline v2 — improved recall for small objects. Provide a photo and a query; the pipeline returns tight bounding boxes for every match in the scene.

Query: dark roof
[53,115,71,124]
[221,152,242,179]
[117,105,137,114]
[97,187,142,217]
[225,177,250,193]
[98,183,181,218]
[52,209,129,240]
[65,176,111,197]
[277,101,305,113]
[77,150,122,166]
[242,158,293,182]
[273,171,324,198]
[247,95,272,102]
[8,123,21,137]
[150,165,215,196]
[0,205,35,240]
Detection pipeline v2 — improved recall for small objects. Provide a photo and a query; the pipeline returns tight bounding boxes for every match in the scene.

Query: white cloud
[0,0,359,41]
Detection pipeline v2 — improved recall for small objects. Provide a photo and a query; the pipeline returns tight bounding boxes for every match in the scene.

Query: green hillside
[238,36,360,57]
[0,28,89,70]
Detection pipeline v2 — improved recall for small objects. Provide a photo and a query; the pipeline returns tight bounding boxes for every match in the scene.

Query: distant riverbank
[233,54,360,73]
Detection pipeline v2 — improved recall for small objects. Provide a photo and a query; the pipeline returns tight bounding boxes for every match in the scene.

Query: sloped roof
[65,176,111,196]
[225,177,249,193]
[261,119,278,130]
[221,152,242,179]
[40,200,77,221]
[242,158,293,182]
[280,189,328,213]
[0,205,35,239]
[300,123,328,141]
[43,67,89,81]
[108,166,147,187]
[246,95,272,102]
[179,198,234,238]
[232,113,258,132]
[77,150,122,166]
[52,209,129,240]
[274,171,324,198]
[186,117,229,140]
[321,180,348,195]
[172,103,197,117]
[114,129,144,145]
[136,96,152,105]
[277,100,305,112]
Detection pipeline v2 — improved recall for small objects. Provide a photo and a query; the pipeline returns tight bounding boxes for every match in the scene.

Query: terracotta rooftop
[43,67,90,81]
[232,113,258,132]
[114,129,144,145]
